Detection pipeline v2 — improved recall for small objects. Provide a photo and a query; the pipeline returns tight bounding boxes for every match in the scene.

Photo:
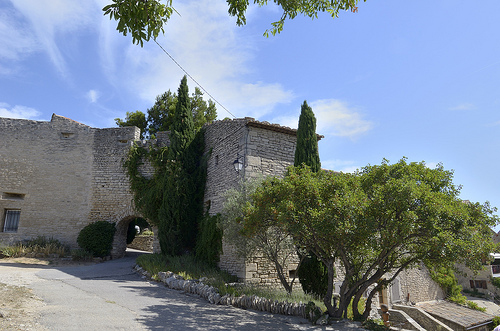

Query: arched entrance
[111,215,152,258]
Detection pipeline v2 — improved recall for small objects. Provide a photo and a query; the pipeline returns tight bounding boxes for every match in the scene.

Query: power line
[154,39,236,119]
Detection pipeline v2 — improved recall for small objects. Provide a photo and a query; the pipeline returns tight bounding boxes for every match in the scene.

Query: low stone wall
[381,308,426,331]
[127,236,153,252]
[393,304,453,331]
[133,265,307,318]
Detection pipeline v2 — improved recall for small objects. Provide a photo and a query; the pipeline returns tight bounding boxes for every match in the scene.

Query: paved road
[0,250,364,331]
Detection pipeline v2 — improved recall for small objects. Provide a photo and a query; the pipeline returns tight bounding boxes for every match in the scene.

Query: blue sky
[1,0,499,228]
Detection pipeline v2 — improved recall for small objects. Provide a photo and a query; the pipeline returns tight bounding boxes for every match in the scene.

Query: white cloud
[321,159,361,173]
[97,0,293,119]
[0,8,39,61]
[424,161,440,169]
[86,89,100,103]
[9,0,99,78]
[312,99,372,138]
[271,99,372,139]
[449,103,475,111]
[0,103,41,119]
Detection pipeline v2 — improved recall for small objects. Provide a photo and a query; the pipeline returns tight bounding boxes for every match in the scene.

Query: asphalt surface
[0,250,364,331]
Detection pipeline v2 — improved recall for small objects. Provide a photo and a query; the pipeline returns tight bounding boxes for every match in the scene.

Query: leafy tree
[169,76,195,158]
[115,110,148,139]
[195,213,223,266]
[243,160,499,319]
[147,90,176,138]
[221,177,302,293]
[123,76,211,257]
[103,0,365,45]
[294,100,326,296]
[294,100,321,172]
[116,86,216,139]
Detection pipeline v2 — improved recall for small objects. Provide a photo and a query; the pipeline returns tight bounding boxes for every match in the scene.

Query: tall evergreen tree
[294,100,321,172]
[169,76,195,159]
[157,76,208,255]
[294,100,328,297]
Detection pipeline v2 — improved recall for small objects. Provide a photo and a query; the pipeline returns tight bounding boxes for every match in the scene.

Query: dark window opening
[3,210,20,233]
[60,132,75,139]
[470,279,487,289]
[2,193,25,200]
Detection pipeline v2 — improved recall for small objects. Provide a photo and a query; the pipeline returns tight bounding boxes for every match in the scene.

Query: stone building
[0,114,141,258]
[0,114,448,309]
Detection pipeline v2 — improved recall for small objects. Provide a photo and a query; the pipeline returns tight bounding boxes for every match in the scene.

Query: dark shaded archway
[111,215,152,259]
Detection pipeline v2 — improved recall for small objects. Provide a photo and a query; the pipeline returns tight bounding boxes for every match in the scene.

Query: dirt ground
[0,257,98,331]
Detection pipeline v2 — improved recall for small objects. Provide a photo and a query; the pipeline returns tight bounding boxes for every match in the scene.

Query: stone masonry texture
[0,114,444,306]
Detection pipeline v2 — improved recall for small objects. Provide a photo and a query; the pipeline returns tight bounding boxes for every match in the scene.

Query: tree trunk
[274,260,293,293]
[324,260,340,316]
[362,283,383,321]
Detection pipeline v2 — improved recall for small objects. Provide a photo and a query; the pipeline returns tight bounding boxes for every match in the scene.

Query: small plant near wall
[77,221,116,257]
[0,236,68,258]
[428,265,486,312]
[491,276,500,289]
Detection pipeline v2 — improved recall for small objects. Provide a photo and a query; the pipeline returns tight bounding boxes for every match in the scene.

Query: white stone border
[133,265,308,318]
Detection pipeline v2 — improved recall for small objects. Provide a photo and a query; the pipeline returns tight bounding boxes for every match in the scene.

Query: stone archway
[111,215,147,259]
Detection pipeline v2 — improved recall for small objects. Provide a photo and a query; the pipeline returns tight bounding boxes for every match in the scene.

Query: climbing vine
[428,265,486,312]
[122,76,218,261]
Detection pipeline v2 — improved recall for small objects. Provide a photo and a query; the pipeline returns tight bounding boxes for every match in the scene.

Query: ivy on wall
[122,76,220,261]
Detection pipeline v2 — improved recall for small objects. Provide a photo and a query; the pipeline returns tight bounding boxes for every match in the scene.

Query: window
[470,279,487,289]
[2,192,25,200]
[3,210,20,232]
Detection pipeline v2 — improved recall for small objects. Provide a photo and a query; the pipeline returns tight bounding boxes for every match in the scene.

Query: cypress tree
[158,76,199,255]
[294,100,328,297]
[169,76,195,159]
[294,100,321,172]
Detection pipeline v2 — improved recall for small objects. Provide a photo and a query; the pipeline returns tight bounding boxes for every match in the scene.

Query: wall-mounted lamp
[233,154,244,173]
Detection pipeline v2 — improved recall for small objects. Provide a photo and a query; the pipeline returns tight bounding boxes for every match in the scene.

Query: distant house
[455,231,500,299]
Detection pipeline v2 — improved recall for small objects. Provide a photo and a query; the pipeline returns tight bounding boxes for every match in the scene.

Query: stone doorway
[111,216,151,258]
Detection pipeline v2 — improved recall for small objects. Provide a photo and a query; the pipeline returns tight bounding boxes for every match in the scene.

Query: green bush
[140,230,154,236]
[71,249,94,261]
[491,276,500,289]
[1,236,68,258]
[195,213,222,266]
[362,319,389,331]
[297,252,329,297]
[491,316,500,330]
[77,221,116,257]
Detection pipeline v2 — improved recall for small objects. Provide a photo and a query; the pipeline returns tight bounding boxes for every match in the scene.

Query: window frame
[3,209,21,233]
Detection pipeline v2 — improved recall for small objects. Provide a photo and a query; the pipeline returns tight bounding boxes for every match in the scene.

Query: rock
[315,314,329,325]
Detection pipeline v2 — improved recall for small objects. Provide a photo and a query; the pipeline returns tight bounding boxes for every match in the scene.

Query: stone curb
[133,265,308,318]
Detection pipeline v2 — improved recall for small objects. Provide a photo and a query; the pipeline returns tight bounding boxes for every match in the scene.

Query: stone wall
[393,304,453,331]
[203,118,301,285]
[398,265,445,305]
[0,114,141,258]
[0,115,94,247]
[128,235,154,252]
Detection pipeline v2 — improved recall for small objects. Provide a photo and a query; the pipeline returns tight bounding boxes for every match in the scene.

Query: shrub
[195,213,222,266]
[362,319,389,331]
[140,230,154,236]
[491,316,500,330]
[491,276,500,289]
[71,249,94,261]
[77,221,116,257]
[0,236,68,258]
[297,252,329,297]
